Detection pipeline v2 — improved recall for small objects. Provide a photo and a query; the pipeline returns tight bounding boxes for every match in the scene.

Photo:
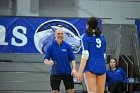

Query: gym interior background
[0,0,140,93]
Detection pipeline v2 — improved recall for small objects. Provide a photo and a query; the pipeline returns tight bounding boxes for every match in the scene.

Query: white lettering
[11,26,27,46]
[0,25,8,45]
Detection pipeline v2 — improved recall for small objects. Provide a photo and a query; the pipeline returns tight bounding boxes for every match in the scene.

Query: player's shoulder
[117,67,122,69]
[106,69,111,73]
[100,34,105,38]
[117,67,124,71]
[81,33,89,40]
[97,34,104,38]
[82,33,90,37]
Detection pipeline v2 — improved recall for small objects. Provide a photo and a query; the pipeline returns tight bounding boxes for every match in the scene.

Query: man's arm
[71,60,77,76]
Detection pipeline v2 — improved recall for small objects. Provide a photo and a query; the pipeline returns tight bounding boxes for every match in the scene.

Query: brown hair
[85,17,102,37]
[109,58,118,69]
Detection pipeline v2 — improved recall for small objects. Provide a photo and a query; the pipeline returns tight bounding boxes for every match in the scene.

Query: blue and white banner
[135,19,140,46]
[0,16,102,53]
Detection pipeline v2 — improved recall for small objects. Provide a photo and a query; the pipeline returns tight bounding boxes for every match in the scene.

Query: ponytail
[86,17,102,37]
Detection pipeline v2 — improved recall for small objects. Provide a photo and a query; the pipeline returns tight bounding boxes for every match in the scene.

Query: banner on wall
[135,19,140,46]
[0,16,102,53]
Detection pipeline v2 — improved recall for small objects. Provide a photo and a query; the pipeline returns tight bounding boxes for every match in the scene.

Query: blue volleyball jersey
[44,40,75,75]
[106,67,128,85]
[81,33,106,75]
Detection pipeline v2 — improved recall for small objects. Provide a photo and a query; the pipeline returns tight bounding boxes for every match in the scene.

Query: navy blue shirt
[106,67,128,85]
[82,33,106,75]
[44,40,75,75]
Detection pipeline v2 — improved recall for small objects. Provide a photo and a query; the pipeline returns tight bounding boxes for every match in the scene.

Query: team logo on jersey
[62,49,67,52]
[34,19,81,54]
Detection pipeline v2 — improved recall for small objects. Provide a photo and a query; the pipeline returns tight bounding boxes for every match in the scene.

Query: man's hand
[71,69,77,77]
[44,59,54,66]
